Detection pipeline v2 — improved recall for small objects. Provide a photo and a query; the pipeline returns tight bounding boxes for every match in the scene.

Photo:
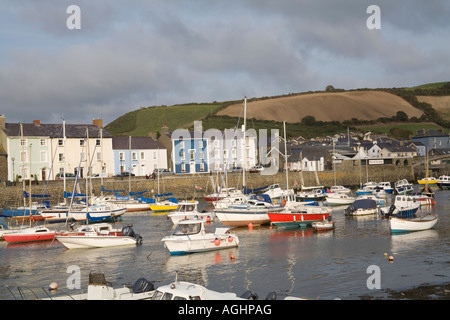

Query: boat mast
[242,97,247,189]
[63,119,67,205]
[28,143,32,227]
[129,135,131,195]
[100,127,104,196]
[283,121,288,190]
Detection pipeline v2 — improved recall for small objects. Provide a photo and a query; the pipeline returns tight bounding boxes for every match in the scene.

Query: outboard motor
[122,225,143,245]
[387,204,396,217]
[132,278,154,294]
[265,292,277,300]
[240,290,258,300]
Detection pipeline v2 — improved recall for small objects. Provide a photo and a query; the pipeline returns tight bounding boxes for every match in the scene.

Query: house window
[40,151,47,162]
[181,164,186,172]
[153,151,156,160]
[58,139,64,146]
[40,139,46,146]
[180,141,185,149]
[199,140,203,148]
[190,150,195,160]
[132,152,137,161]
[141,152,145,160]
[199,151,204,159]
[80,152,85,161]
[180,151,185,161]
[97,152,102,161]
[200,162,205,171]
[20,151,27,163]
[80,139,85,146]
[96,139,101,146]
[20,138,27,146]
[59,153,64,162]
[119,152,125,161]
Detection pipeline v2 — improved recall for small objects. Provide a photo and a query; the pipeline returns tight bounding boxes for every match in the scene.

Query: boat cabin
[172,220,205,236]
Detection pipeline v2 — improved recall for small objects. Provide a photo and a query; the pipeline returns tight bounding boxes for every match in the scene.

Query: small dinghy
[311,219,335,231]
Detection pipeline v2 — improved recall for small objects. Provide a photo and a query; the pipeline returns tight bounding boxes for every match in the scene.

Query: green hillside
[105,83,450,139]
[106,102,232,136]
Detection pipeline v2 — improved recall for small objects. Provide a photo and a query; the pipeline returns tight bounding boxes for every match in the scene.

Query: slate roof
[3,123,112,138]
[112,136,164,150]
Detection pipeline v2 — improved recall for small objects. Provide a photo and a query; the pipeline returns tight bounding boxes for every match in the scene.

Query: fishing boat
[3,226,55,243]
[161,219,239,255]
[357,194,385,206]
[56,223,142,249]
[344,199,378,216]
[268,207,331,228]
[325,193,356,206]
[167,200,214,224]
[394,179,414,195]
[389,214,438,233]
[311,219,335,231]
[437,175,450,190]
[379,195,421,217]
[214,194,283,227]
[377,182,394,194]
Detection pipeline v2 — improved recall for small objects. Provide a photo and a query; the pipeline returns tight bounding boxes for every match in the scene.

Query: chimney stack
[93,118,103,128]
[0,115,5,130]
[33,120,41,126]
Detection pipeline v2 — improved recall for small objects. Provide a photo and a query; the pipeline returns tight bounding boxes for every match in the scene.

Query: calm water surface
[1,188,449,300]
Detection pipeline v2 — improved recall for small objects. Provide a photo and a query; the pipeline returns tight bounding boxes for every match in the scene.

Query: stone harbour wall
[0,166,415,209]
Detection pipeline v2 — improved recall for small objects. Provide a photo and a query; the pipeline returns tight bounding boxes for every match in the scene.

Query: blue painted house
[170,129,209,174]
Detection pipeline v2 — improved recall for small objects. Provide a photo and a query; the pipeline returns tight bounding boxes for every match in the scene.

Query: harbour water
[1,187,449,300]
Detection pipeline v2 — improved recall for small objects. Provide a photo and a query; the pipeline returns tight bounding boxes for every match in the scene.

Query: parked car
[151,168,174,179]
[249,165,264,173]
[115,172,135,177]
[230,166,243,172]
[56,173,77,180]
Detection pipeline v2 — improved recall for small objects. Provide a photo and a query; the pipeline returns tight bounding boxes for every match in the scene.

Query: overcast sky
[1,0,449,126]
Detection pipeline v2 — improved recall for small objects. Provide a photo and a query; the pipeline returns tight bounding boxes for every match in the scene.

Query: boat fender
[282,199,287,206]
[132,278,155,293]
[265,292,277,300]
[240,290,258,300]
[227,236,233,242]
[214,238,221,246]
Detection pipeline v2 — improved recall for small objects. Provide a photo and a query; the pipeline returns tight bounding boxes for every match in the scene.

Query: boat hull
[214,211,271,227]
[390,215,438,233]
[268,211,330,227]
[3,227,55,243]
[162,234,239,255]
[56,235,139,249]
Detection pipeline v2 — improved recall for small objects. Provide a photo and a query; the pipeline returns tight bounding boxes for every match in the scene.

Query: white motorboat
[394,179,414,195]
[329,185,351,194]
[70,203,127,223]
[389,214,438,233]
[326,193,356,206]
[91,195,150,212]
[214,194,283,227]
[212,194,250,209]
[263,183,295,201]
[42,272,257,300]
[167,200,214,224]
[56,223,142,249]
[161,219,239,255]
[377,182,394,194]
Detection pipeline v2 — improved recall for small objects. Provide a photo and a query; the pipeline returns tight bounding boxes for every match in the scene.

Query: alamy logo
[66,5,81,30]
